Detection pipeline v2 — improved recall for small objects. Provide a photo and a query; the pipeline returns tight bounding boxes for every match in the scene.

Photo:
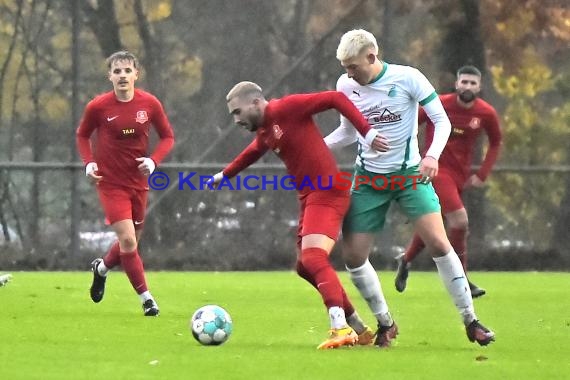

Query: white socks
[138,291,153,303]
[346,311,367,334]
[347,260,393,326]
[329,306,348,329]
[433,250,476,325]
[97,260,109,276]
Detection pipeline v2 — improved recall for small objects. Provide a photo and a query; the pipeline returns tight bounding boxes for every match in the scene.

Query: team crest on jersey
[469,117,481,129]
[273,124,283,139]
[135,110,148,124]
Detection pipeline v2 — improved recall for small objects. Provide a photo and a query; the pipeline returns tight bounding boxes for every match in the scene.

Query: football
[190,305,233,345]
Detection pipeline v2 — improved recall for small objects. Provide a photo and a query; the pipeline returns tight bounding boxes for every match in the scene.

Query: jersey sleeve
[324,118,358,150]
[407,71,450,160]
[223,137,269,178]
[149,97,175,165]
[477,108,502,181]
[418,106,429,125]
[324,77,364,149]
[407,68,438,105]
[76,101,98,165]
[280,92,373,141]
[422,96,451,160]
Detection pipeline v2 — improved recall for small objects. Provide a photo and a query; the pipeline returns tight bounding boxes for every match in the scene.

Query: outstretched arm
[285,91,388,151]
[209,137,268,188]
[223,137,268,177]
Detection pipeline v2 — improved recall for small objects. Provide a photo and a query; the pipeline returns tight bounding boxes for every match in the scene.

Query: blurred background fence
[0,162,568,271]
[0,0,568,270]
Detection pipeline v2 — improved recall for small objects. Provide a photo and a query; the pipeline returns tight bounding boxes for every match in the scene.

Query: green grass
[1,271,568,379]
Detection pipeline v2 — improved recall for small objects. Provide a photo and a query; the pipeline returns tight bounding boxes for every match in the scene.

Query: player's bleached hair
[226,81,264,103]
[457,65,482,78]
[106,51,139,70]
[336,29,379,61]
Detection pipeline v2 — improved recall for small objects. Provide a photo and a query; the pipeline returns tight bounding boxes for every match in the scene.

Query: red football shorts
[296,190,350,248]
[432,170,464,213]
[96,182,148,229]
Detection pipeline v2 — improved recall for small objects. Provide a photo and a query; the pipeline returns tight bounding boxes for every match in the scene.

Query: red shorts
[432,171,464,213]
[296,190,350,248]
[96,182,148,229]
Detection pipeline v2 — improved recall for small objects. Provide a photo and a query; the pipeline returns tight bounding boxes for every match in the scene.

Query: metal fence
[0,162,568,271]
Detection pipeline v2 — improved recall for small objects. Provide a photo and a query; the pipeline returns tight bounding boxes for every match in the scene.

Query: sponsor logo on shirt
[135,110,148,124]
[469,117,481,129]
[272,125,283,154]
[273,124,283,139]
[388,85,397,97]
[368,108,402,126]
[452,127,465,135]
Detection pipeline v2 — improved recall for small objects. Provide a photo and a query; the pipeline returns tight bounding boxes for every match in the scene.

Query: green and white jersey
[335,62,438,173]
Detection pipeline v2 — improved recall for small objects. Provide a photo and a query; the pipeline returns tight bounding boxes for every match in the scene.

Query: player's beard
[249,111,263,132]
[242,119,259,132]
[458,90,477,103]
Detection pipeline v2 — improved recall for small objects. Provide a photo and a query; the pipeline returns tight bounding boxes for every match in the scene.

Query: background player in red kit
[395,65,502,297]
[210,81,389,349]
[76,51,174,316]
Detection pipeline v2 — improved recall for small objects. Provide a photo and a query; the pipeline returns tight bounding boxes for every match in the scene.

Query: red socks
[404,234,426,263]
[296,259,355,316]
[119,250,148,294]
[103,241,121,269]
[449,227,468,271]
[298,247,347,310]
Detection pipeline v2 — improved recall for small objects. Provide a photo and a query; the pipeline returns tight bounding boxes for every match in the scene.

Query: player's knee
[445,209,469,230]
[420,230,451,253]
[300,248,328,272]
[341,246,368,268]
[426,238,452,254]
[119,236,138,252]
[447,216,469,230]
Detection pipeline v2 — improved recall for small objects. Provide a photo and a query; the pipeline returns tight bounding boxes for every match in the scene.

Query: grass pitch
[1,271,568,379]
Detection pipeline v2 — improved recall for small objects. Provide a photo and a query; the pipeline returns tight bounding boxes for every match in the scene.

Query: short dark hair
[106,51,139,70]
[457,65,482,78]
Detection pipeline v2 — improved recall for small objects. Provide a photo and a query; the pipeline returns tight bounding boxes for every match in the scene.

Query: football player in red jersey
[76,51,174,316]
[210,81,390,349]
[395,65,502,298]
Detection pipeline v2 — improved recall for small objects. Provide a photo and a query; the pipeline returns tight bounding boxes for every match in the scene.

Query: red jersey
[421,93,502,183]
[223,91,372,196]
[76,89,174,190]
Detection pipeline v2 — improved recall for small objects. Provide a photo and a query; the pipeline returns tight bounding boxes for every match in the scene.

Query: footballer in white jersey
[324,29,496,349]
[326,62,451,174]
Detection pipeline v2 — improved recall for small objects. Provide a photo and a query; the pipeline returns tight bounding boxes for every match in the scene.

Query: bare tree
[82,0,122,56]
[0,0,24,246]
[133,0,161,96]
[429,0,490,256]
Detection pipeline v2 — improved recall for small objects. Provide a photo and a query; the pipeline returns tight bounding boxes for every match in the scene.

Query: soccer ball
[190,305,233,345]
